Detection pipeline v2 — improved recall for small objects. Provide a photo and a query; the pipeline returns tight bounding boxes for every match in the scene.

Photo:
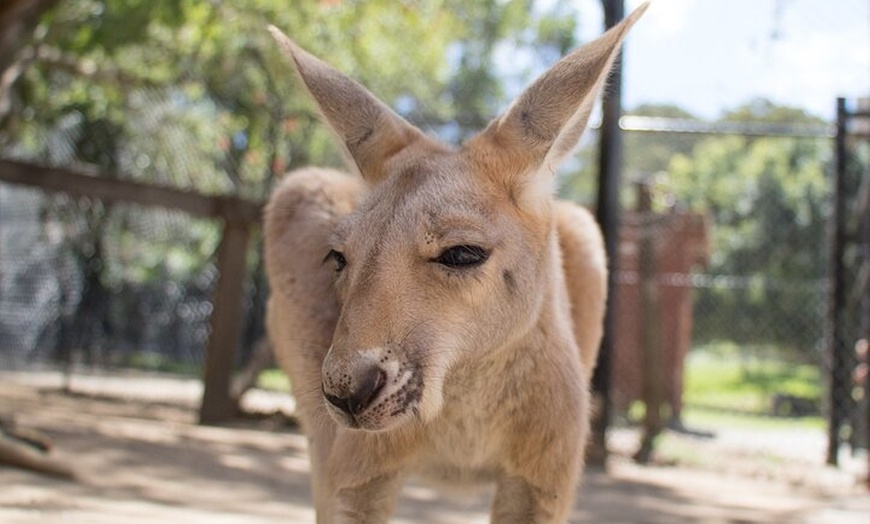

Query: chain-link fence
[0,0,867,486]
[0,183,222,373]
[3,111,866,469]
[596,108,868,478]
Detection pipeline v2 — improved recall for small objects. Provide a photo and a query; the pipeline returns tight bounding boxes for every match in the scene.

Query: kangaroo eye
[434,245,490,269]
[324,249,347,273]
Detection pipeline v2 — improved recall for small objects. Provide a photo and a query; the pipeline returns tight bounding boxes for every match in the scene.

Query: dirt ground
[1,370,868,523]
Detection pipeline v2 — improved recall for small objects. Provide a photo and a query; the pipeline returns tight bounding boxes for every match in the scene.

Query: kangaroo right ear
[465,3,648,208]
[269,27,426,183]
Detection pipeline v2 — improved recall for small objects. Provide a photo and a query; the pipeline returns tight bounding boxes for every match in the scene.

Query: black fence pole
[863,156,870,488]
[589,0,625,469]
[826,97,849,466]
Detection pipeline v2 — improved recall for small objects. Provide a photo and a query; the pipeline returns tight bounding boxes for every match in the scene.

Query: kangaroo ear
[467,3,648,205]
[269,27,426,183]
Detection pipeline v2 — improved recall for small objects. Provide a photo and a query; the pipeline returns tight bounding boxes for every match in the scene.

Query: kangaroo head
[270,4,646,431]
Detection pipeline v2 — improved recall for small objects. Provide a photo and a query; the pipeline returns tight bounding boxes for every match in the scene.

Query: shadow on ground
[0,373,864,524]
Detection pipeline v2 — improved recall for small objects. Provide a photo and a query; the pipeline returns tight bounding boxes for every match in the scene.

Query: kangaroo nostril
[323,366,387,416]
[323,387,351,414]
[350,367,386,414]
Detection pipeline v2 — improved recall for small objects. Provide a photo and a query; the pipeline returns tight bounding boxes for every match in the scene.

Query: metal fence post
[826,98,849,465]
[589,0,625,468]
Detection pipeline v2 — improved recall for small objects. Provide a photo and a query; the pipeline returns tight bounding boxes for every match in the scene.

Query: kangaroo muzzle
[322,363,386,418]
[321,345,420,431]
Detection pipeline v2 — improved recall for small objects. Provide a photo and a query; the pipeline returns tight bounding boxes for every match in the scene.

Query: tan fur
[264,5,647,523]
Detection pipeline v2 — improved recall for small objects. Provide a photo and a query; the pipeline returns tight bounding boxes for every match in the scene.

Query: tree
[665,100,830,359]
[558,103,704,205]
[0,0,589,365]
[623,103,701,181]
[0,0,61,127]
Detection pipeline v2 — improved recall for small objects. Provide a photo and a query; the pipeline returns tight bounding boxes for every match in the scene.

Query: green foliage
[105,213,220,286]
[8,0,588,194]
[721,98,824,124]
[4,0,592,208]
[558,103,704,205]
[559,99,832,360]
[624,103,703,182]
[665,105,830,355]
[1,0,589,357]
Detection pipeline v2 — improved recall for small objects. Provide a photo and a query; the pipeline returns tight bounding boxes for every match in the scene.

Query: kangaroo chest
[414,404,503,485]
[411,357,526,485]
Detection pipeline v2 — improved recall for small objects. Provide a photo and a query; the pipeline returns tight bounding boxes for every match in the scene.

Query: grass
[123,351,199,375]
[256,368,292,392]
[251,345,827,431]
[635,346,827,471]
[681,406,824,431]
[682,343,824,426]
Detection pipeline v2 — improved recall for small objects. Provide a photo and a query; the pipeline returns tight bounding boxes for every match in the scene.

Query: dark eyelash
[433,245,489,269]
[323,249,347,272]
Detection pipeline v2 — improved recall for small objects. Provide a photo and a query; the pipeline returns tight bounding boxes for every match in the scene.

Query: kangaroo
[264,4,647,522]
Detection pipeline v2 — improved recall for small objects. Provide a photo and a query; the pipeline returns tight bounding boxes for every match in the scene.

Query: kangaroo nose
[323,366,387,416]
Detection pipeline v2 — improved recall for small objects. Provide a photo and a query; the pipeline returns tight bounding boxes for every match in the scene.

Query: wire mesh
[0,0,866,487]
[0,184,221,374]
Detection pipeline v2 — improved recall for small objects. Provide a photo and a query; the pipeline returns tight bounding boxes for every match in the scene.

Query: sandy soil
[1,371,867,523]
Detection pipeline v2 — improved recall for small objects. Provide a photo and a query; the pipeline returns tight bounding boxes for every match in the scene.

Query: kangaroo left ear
[269,26,428,184]
[466,2,648,205]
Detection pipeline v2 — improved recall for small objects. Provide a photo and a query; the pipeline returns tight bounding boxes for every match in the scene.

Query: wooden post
[199,219,251,424]
[0,159,262,425]
[634,181,665,464]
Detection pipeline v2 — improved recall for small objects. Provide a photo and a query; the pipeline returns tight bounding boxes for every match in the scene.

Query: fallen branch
[0,429,75,480]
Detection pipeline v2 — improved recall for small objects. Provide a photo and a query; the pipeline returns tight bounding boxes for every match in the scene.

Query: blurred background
[0,0,868,509]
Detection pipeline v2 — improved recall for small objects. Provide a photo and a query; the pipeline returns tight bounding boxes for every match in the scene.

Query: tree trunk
[0,0,60,122]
